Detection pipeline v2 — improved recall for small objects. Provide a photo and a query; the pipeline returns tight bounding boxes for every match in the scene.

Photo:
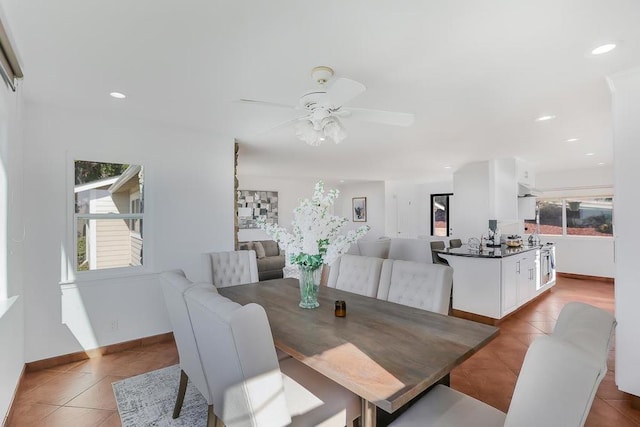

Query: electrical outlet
[110,320,119,331]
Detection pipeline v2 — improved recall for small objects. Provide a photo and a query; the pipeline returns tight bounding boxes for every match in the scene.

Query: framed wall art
[237,190,278,229]
[352,197,367,222]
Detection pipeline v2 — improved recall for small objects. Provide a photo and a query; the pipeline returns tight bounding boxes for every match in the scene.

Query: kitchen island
[435,244,556,324]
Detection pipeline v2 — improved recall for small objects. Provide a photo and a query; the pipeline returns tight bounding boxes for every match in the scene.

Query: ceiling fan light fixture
[242,65,413,146]
[322,117,347,144]
[295,120,323,146]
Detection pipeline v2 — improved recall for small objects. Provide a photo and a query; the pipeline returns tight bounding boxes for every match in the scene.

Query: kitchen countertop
[435,244,543,259]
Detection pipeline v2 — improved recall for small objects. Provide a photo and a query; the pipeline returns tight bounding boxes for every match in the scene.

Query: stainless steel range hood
[518,183,541,197]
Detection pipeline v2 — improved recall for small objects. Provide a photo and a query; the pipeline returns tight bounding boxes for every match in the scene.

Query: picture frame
[237,190,278,229]
[352,197,367,222]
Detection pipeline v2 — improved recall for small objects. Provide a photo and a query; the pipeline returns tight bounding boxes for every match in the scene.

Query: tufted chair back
[327,254,384,297]
[377,259,453,315]
[209,250,259,288]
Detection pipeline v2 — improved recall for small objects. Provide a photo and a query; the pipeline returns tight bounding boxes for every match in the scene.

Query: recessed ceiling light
[339,180,345,183]
[535,115,556,122]
[591,43,617,55]
[566,138,580,142]
[444,165,452,169]
[585,152,595,156]
[597,162,606,166]
[110,92,126,99]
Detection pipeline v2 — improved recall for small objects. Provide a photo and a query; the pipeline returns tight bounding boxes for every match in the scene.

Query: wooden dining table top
[218,278,499,414]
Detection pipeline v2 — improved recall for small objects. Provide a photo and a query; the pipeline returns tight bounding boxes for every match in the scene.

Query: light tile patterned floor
[7,276,640,426]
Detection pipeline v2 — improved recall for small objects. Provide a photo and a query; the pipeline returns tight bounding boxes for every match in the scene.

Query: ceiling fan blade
[237,99,296,109]
[326,77,366,107]
[342,107,415,127]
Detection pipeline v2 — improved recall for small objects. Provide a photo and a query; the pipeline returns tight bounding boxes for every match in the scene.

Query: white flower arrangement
[258,181,369,269]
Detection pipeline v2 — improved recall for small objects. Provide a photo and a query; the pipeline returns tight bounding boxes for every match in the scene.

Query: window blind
[0,18,22,91]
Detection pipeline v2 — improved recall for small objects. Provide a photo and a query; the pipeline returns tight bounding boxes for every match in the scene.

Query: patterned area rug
[112,365,207,427]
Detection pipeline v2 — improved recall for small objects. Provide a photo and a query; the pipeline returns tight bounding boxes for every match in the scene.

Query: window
[431,194,452,237]
[527,199,563,236]
[525,197,613,237]
[565,197,613,236]
[74,160,144,272]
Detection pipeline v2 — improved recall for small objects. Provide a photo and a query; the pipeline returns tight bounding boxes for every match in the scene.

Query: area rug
[112,365,207,427]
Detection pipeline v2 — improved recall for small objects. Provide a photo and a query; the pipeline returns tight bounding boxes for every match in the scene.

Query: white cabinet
[501,252,536,316]
[517,253,537,305]
[501,256,518,315]
[516,159,535,187]
[518,196,537,220]
[445,249,542,320]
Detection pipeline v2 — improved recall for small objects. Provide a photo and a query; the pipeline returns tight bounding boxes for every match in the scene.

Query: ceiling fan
[239,66,415,146]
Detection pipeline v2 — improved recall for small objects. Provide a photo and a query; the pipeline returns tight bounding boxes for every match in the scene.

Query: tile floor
[6,276,640,426]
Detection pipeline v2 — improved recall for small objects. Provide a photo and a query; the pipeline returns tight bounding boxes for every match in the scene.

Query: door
[430,193,453,237]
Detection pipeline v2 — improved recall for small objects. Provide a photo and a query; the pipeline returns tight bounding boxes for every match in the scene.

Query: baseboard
[25,331,174,372]
[2,364,25,427]
[630,393,640,410]
[557,272,614,284]
[451,309,499,326]
[452,289,552,326]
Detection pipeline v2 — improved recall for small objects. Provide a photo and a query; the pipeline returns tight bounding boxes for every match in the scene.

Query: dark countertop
[435,244,542,259]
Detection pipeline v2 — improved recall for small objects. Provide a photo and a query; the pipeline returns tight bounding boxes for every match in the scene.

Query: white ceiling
[3,0,639,181]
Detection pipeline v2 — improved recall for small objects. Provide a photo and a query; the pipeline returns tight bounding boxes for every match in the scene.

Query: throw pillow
[253,241,266,259]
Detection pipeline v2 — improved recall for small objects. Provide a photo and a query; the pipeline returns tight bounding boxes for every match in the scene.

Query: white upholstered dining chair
[388,335,606,427]
[390,335,605,426]
[388,238,433,263]
[159,270,218,424]
[327,254,384,297]
[552,301,616,371]
[208,250,259,287]
[184,285,361,427]
[377,260,453,315]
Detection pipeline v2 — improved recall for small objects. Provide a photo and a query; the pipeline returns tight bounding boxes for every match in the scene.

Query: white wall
[452,161,491,241]
[0,74,24,421]
[236,175,342,242]
[535,167,614,195]
[538,236,614,278]
[609,68,640,398]
[385,180,453,239]
[21,103,234,362]
[534,167,615,278]
[336,181,385,240]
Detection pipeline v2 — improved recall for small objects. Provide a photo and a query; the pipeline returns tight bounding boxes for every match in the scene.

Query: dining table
[218,278,499,427]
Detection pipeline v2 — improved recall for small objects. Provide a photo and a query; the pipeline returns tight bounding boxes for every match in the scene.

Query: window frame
[63,156,150,284]
[528,196,614,239]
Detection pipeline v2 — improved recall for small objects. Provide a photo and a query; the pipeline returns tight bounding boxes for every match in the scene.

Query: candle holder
[334,300,346,317]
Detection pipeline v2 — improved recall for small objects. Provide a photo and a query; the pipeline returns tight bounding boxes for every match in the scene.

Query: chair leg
[172,369,189,419]
[207,404,224,427]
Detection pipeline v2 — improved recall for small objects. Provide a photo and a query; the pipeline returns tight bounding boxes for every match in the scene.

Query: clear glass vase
[298,265,321,309]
